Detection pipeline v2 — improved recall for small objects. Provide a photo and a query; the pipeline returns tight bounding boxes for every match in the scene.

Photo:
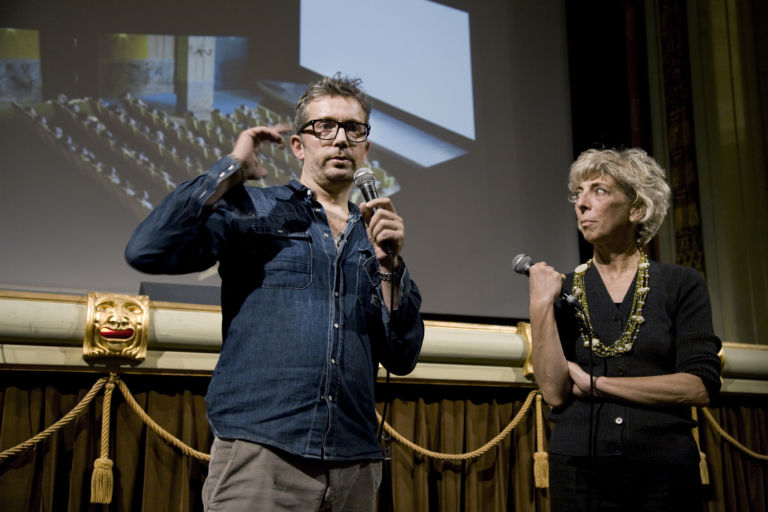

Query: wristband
[378,260,403,282]
[378,255,404,282]
[378,271,396,282]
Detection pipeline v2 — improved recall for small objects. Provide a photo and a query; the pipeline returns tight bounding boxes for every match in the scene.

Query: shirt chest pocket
[355,249,381,311]
[248,224,312,289]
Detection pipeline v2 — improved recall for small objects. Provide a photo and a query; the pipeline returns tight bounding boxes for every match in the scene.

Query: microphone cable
[354,167,395,448]
[377,248,396,460]
[572,292,597,511]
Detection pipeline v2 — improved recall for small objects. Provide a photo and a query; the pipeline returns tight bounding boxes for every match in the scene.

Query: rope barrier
[700,407,768,462]
[0,376,108,462]
[3,374,768,506]
[375,389,538,462]
[114,375,211,462]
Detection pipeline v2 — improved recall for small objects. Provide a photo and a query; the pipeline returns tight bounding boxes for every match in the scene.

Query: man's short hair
[293,73,372,133]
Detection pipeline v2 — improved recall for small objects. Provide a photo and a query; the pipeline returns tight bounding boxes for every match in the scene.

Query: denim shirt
[125,155,424,461]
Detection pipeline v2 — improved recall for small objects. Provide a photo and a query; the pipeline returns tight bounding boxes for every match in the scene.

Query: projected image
[1,0,474,220]
[1,32,431,220]
[300,0,474,167]
[0,1,576,319]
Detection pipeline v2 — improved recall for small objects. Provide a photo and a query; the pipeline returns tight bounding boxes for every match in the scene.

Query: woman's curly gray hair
[568,148,672,246]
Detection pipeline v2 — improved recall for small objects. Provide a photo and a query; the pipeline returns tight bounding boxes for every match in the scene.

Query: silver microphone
[512,253,582,311]
[353,167,379,205]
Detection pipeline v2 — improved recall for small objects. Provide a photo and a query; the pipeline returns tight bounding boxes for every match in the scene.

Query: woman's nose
[574,192,587,209]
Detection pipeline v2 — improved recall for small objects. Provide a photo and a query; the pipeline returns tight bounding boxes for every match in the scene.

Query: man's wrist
[378,256,404,282]
[378,271,398,282]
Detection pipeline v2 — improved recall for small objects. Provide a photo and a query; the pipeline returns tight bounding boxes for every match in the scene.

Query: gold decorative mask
[83,292,149,364]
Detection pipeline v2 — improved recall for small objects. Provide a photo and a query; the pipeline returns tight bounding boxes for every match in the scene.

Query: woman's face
[572,173,640,247]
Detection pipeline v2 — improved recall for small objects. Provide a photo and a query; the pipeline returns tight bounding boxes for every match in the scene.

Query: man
[125,74,424,511]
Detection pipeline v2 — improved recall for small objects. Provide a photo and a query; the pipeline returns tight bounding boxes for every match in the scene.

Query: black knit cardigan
[548,261,722,464]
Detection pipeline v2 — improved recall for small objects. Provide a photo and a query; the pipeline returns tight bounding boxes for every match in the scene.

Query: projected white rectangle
[300,0,475,140]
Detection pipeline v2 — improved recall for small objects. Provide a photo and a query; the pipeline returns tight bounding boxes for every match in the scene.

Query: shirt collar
[286,179,362,221]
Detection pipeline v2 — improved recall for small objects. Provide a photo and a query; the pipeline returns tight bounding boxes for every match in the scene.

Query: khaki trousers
[202,437,382,511]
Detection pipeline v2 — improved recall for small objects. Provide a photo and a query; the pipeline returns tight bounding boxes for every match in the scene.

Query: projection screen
[0,0,577,321]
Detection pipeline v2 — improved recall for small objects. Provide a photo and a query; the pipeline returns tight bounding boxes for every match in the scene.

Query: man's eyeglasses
[298,119,371,143]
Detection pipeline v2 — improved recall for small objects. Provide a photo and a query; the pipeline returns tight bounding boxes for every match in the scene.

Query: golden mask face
[83,292,149,364]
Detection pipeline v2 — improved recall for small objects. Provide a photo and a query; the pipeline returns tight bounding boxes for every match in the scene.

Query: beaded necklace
[572,252,650,357]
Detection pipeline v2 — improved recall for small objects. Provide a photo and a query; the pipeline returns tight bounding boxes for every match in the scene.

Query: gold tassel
[91,376,116,504]
[699,452,710,485]
[533,451,549,488]
[691,406,710,486]
[533,393,550,488]
[91,457,114,503]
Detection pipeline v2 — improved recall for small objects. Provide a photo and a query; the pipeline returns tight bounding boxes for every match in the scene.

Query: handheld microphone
[512,253,582,311]
[354,167,393,257]
[511,253,533,276]
[353,167,378,205]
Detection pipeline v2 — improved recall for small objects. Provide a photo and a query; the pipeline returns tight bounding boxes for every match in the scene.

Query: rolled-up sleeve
[364,256,424,375]
[673,269,723,400]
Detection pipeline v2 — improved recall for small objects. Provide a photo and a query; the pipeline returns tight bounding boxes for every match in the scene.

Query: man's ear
[290,134,304,160]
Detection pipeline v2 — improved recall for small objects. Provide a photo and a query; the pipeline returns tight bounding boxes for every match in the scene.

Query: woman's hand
[568,361,599,398]
[528,262,564,308]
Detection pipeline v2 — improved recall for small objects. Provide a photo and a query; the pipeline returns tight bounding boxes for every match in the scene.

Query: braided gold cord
[114,376,211,462]
[0,376,108,462]
[375,390,538,461]
[535,394,545,453]
[533,393,550,488]
[4,375,767,480]
[91,375,117,504]
[100,378,115,459]
[700,407,768,461]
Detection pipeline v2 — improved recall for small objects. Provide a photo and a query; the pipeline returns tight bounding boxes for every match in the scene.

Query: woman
[528,148,721,511]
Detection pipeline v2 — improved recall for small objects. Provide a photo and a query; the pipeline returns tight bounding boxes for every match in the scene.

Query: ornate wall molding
[1,289,766,393]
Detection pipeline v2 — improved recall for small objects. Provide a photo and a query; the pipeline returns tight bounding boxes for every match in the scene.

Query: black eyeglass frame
[298,118,371,142]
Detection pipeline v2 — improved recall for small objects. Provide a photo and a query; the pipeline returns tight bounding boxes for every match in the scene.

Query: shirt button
[333,322,339,328]
[334,292,339,297]
[615,417,624,425]
[323,233,329,238]
[219,171,226,178]
[331,358,336,365]
[328,395,333,402]
[228,164,235,171]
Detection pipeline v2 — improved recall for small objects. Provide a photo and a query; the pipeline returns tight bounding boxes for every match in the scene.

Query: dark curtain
[0,371,210,512]
[379,385,546,512]
[699,396,768,511]
[1,371,767,511]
